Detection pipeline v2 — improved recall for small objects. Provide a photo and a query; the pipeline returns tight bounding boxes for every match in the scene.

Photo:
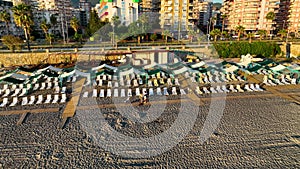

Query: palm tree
[221,14,228,35]
[211,16,217,31]
[210,29,221,42]
[277,29,287,40]
[70,17,80,34]
[40,19,51,44]
[266,11,275,39]
[188,29,196,42]
[0,10,11,35]
[235,25,245,41]
[12,3,33,51]
[257,30,267,41]
[162,30,171,43]
[247,32,255,43]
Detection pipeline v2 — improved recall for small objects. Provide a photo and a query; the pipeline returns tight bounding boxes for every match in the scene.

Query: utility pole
[61,12,66,44]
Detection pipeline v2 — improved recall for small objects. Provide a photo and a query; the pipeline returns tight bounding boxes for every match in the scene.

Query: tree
[0,10,10,35]
[210,29,221,42]
[222,31,230,40]
[211,16,217,31]
[1,35,23,52]
[12,3,33,51]
[188,29,197,42]
[258,30,267,41]
[221,14,228,35]
[150,33,157,42]
[162,30,171,43]
[235,25,245,41]
[247,32,255,43]
[86,9,106,37]
[70,17,80,34]
[277,29,287,40]
[40,19,51,44]
[266,11,275,39]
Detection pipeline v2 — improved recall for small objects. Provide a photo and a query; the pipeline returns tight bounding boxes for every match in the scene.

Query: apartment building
[95,0,139,26]
[221,0,281,32]
[193,0,212,27]
[0,0,23,37]
[160,0,202,37]
[140,0,160,12]
[289,0,300,33]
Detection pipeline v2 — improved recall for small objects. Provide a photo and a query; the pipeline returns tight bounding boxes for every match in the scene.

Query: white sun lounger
[107,81,112,87]
[114,89,119,97]
[126,80,131,87]
[167,78,173,86]
[107,89,112,97]
[98,80,103,86]
[148,80,153,87]
[244,84,253,92]
[99,89,105,97]
[231,74,238,81]
[291,78,297,85]
[135,88,140,96]
[163,87,169,95]
[11,84,17,91]
[82,91,88,98]
[286,75,292,81]
[61,94,67,103]
[0,98,8,107]
[9,97,18,107]
[203,87,210,94]
[26,84,31,90]
[236,85,244,92]
[92,89,97,97]
[180,89,186,95]
[268,79,276,86]
[133,80,138,87]
[52,95,59,103]
[203,76,209,83]
[120,89,125,97]
[54,86,60,93]
[237,76,244,82]
[44,95,52,104]
[40,83,46,90]
[210,87,217,93]
[226,74,232,81]
[221,85,230,92]
[61,87,66,93]
[46,82,52,89]
[175,78,180,85]
[149,88,154,96]
[281,75,290,85]
[157,88,162,95]
[229,85,237,92]
[19,88,27,97]
[249,84,258,91]
[2,89,10,97]
[33,83,39,90]
[127,89,132,97]
[72,76,77,82]
[255,84,264,91]
[172,87,177,95]
[274,79,284,85]
[36,95,43,104]
[1,84,8,92]
[28,95,35,105]
[216,86,223,93]
[11,88,20,97]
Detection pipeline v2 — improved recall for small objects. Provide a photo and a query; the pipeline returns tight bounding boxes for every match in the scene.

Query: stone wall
[280,43,300,58]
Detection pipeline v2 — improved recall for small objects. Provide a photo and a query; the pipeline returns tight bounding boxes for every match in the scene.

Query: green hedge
[214,42,281,58]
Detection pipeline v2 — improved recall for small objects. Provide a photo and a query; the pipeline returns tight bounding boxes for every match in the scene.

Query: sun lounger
[281,75,290,85]
[92,89,97,97]
[196,86,203,95]
[139,78,143,85]
[120,89,126,97]
[203,87,210,94]
[148,80,153,87]
[98,80,103,86]
[52,94,59,103]
[236,85,244,92]
[36,95,43,104]
[163,87,169,95]
[126,80,131,87]
[180,89,186,95]
[19,88,27,97]
[229,85,237,92]
[72,76,77,82]
[2,89,10,97]
[1,84,8,92]
[33,83,39,90]
[255,84,264,91]
[226,74,232,81]
[9,97,18,107]
[61,87,66,93]
[61,94,67,103]
[268,79,276,86]
[244,84,253,92]
[157,88,162,95]
[46,82,52,89]
[21,97,27,106]
[54,86,60,93]
[203,76,209,83]
[83,91,88,98]
[44,95,52,103]
[167,78,173,86]
[11,88,20,97]
[159,78,165,84]
[216,86,223,93]
[108,75,112,80]
[153,79,159,87]
[237,76,244,82]
[100,89,105,97]
[149,88,154,96]
[291,78,297,85]
[135,88,140,96]
[0,98,8,107]
[19,84,24,89]
[208,75,215,83]
[114,89,119,97]
[26,84,31,90]
[40,83,46,90]
[28,96,35,105]
[11,84,17,91]
[172,87,177,95]
[210,87,217,93]
[128,89,132,97]
[286,75,292,81]
[175,78,180,85]
[107,81,112,87]
[107,89,112,97]
[221,85,230,92]
[133,80,138,87]
[249,84,258,91]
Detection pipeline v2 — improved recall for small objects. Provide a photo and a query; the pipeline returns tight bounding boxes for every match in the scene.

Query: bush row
[213,42,281,58]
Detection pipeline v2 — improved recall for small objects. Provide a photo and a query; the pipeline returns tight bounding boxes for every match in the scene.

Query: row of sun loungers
[195,83,264,95]
[83,87,184,98]
[0,94,67,107]
[263,74,298,86]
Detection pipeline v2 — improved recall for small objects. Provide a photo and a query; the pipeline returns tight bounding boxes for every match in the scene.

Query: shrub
[1,35,24,52]
[213,42,281,58]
